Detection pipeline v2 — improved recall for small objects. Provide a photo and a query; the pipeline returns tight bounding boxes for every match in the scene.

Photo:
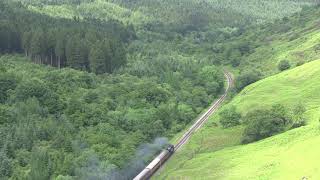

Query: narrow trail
[174,71,233,151]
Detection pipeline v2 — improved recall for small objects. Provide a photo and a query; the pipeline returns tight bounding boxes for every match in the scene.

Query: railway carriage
[133,145,175,180]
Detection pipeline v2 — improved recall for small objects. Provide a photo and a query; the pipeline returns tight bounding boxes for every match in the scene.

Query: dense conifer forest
[0,0,134,73]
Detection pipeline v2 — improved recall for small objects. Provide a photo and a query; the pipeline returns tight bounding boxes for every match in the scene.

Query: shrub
[219,106,241,128]
[13,79,63,113]
[242,104,290,144]
[0,105,12,125]
[235,70,261,91]
[290,103,307,129]
[0,73,18,103]
[296,61,305,67]
[0,151,12,178]
[278,60,291,71]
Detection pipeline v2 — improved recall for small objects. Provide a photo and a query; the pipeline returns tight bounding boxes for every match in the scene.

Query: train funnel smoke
[106,137,169,180]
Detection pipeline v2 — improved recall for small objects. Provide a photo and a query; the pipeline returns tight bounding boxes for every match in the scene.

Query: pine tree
[0,25,10,53]
[66,36,88,70]
[66,36,79,69]
[102,39,112,73]
[22,31,32,57]
[0,149,12,178]
[55,32,66,68]
[30,29,44,63]
[89,42,106,74]
[45,29,56,66]
[28,148,52,180]
[109,38,127,73]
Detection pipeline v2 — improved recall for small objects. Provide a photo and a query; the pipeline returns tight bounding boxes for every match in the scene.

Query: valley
[0,0,320,179]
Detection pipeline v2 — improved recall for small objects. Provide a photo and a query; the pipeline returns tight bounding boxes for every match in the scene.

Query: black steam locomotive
[133,144,175,180]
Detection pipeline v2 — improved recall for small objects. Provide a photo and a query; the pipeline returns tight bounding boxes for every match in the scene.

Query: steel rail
[174,71,233,151]
[137,71,233,180]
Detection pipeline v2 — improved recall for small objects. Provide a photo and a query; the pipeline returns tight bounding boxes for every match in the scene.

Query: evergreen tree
[66,36,88,70]
[22,31,32,57]
[55,31,66,68]
[89,42,106,74]
[30,29,44,63]
[109,38,127,73]
[0,150,12,178]
[28,148,52,180]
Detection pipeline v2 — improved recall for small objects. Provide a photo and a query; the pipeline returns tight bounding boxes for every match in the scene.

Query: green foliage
[198,66,224,95]
[0,1,133,73]
[158,46,320,179]
[2,0,319,179]
[0,55,225,179]
[13,78,63,113]
[89,42,107,74]
[219,106,241,128]
[291,102,307,128]
[278,59,291,71]
[0,105,12,125]
[56,175,74,180]
[235,70,261,91]
[242,104,291,144]
[28,148,52,180]
[40,0,315,31]
[0,73,18,103]
[0,150,12,179]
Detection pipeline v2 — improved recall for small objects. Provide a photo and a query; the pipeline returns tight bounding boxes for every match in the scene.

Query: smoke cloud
[77,137,169,180]
[107,137,169,180]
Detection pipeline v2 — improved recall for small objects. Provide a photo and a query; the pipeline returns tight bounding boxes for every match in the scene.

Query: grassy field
[156,60,320,179]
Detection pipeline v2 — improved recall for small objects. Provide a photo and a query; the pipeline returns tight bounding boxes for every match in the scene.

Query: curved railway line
[134,71,233,180]
[174,71,233,151]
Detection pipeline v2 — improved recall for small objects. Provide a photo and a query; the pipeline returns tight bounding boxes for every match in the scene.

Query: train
[133,144,175,180]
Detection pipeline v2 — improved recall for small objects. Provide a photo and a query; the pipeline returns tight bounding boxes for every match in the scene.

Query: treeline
[13,0,95,6]
[108,0,318,33]
[0,0,136,73]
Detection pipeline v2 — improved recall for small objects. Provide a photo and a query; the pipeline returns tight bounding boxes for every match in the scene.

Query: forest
[1,0,320,179]
[0,1,227,179]
[0,0,134,74]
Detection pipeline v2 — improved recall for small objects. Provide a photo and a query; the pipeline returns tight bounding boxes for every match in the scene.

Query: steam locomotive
[133,144,175,180]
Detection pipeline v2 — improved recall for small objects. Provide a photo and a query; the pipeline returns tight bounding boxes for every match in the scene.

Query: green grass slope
[223,6,320,76]
[241,20,320,75]
[233,59,320,121]
[156,60,320,179]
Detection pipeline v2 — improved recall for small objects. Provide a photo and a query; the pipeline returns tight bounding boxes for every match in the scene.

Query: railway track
[134,71,233,180]
[174,71,233,151]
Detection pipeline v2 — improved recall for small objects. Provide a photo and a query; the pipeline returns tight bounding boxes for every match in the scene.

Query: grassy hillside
[156,60,320,179]
[233,59,320,118]
[210,5,320,77]
[237,11,320,75]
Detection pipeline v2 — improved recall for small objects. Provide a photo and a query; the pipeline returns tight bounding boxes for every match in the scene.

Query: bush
[198,66,224,94]
[0,151,12,178]
[235,70,261,91]
[242,104,290,144]
[0,73,18,103]
[219,106,241,128]
[13,79,63,113]
[296,61,305,67]
[278,60,291,71]
[290,103,307,129]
